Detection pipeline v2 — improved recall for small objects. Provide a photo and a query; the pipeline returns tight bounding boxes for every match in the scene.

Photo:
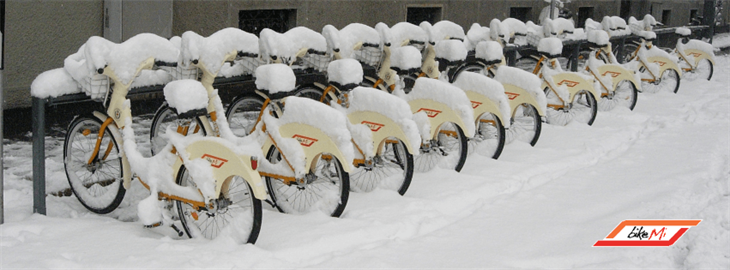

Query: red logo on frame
[557,80,580,88]
[361,121,384,132]
[505,92,520,100]
[293,134,318,147]
[417,108,442,118]
[201,154,228,168]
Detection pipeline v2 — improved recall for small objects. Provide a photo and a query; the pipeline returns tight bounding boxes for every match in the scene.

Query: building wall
[3,0,727,109]
[3,0,102,109]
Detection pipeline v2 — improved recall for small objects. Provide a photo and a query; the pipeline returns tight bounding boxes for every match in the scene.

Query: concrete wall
[3,0,102,109]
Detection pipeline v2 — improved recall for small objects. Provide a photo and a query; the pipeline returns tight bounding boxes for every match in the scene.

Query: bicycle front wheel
[505,103,542,146]
[641,69,681,94]
[351,138,414,195]
[266,147,350,217]
[176,166,262,244]
[545,89,598,126]
[414,122,468,172]
[598,80,638,111]
[469,112,506,159]
[683,59,713,81]
[63,114,125,214]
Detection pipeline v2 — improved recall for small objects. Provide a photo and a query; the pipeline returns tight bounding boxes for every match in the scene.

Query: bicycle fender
[346,111,417,155]
[178,139,267,200]
[463,90,506,128]
[646,56,683,77]
[501,84,547,117]
[681,49,715,66]
[277,122,352,173]
[407,99,473,139]
[92,111,133,190]
[596,64,641,92]
[541,72,600,104]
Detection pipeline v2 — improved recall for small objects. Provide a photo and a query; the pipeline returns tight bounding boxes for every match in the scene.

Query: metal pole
[550,0,557,20]
[0,54,3,224]
[32,97,46,215]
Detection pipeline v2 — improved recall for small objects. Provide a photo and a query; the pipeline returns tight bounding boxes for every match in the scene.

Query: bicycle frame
[586,48,642,95]
[627,40,682,83]
[90,57,266,209]
[674,43,715,73]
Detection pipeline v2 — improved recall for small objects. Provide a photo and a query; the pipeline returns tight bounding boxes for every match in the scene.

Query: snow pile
[262,96,355,177]
[390,46,422,72]
[329,23,384,67]
[390,22,429,48]
[30,68,82,98]
[585,18,602,32]
[636,30,656,41]
[540,66,571,104]
[538,37,563,56]
[180,28,258,74]
[130,70,172,89]
[465,23,490,51]
[489,19,510,44]
[346,87,422,152]
[163,80,208,114]
[419,21,436,44]
[434,40,467,62]
[432,20,466,41]
[452,72,511,128]
[629,14,657,34]
[84,34,179,86]
[587,30,610,46]
[503,18,528,37]
[375,22,394,47]
[322,24,341,56]
[553,18,575,35]
[327,59,364,86]
[405,77,475,136]
[285,26,328,54]
[475,41,504,63]
[675,27,692,36]
[608,16,631,36]
[255,64,296,95]
[259,28,295,63]
[494,65,547,112]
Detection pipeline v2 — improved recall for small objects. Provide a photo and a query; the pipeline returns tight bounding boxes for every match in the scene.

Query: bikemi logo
[557,79,580,88]
[471,101,482,109]
[505,92,520,100]
[417,108,442,118]
[688,52,703,58]
[201,154,228,168]
[361,121,384,132]
[602,71,622,78]
[293,134,318,147]
[594,220,701,246]
[653,61,667,67]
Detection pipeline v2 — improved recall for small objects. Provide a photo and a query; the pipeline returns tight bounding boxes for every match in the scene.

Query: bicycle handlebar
[155,60,178,68]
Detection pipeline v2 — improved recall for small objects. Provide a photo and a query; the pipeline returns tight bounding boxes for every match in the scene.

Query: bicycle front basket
[83,74,110,102]
[354,46,383,68]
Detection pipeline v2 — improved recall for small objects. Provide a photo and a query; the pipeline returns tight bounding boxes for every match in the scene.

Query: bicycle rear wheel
[266,147,350,217]
[63,114,125,214]
[641,69,681,94]
[599,80,638,111]
[149,103,205,155]
[226,95,265,138]
[351,138,414,195]
[414,122,468,172]
[176,166,262,244]
[545,89,598,126]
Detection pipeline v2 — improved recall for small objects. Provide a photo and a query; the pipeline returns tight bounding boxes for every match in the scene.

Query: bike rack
[27,25,710,215]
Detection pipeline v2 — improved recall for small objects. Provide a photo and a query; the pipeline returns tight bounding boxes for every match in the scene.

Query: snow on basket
[259,28,295,63]
[163,79,209,115]
[255,64,296,96]
[180,28,259,75]
[390,22,429,48]
[452,72,511,128]
[432,20,466,41]
[327,59,364,86]
[338,23,383,66]
[587,30,610,47]
[676,27,692,37]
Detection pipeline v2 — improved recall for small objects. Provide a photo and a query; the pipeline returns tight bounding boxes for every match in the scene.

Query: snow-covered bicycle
[672,27,715,81]
[583,30,640,111]
[62,34,265,243]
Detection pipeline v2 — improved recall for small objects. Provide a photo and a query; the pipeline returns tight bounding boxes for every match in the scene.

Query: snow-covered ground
[3,55,729,268]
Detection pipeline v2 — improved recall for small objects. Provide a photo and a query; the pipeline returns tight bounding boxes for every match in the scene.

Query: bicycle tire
[469,112,506,159]
[506,103,542,146]
[176,166,262,244]
[351,138,414,195]
[414,122,468,172]
[63,114,126,214]
[225,95,266,138]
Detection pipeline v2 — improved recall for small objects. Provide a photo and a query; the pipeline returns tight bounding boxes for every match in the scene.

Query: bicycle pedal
[143,222,162,228]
